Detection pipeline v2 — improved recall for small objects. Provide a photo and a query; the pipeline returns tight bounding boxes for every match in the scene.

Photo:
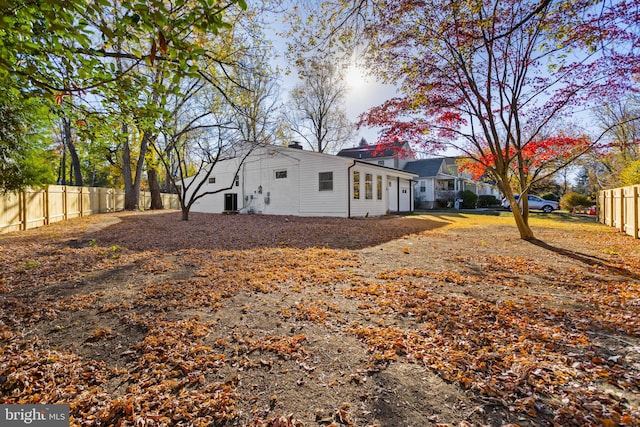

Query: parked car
[572,205,597,215]
[501,194,560,213]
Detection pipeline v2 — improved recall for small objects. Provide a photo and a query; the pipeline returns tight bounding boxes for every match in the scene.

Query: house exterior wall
[188,157,242,214]
[384,176,414,213]
[350,164,390,217]
[241,154,301,215]
[476,183,501,198]
[187,146,415,218]
[415,178,436,205]
[298,154,349,217]
[369,157,393,168]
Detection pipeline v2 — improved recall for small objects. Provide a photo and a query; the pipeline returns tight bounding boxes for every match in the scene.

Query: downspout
[397,176,400,212]
[348,161,356,218]
[241,161,247,211]
[410,179,414,213]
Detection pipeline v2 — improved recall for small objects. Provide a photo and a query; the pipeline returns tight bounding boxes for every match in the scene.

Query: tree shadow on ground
[529,238,640,281]
[82,211,451,251]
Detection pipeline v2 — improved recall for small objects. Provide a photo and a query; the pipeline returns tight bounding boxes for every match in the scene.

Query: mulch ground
[0,210,638,426]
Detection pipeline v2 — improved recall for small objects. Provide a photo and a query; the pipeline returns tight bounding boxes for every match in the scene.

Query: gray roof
[337,140,407,159]
[403,158,448,178]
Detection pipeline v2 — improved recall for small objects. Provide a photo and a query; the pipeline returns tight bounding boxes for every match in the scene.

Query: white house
[404,157,502,209]
[337,141,501,209]
[184,144,417,218]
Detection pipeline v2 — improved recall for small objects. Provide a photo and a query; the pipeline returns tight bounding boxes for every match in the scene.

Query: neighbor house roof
[337,140,408,159]
[403,158,450,178]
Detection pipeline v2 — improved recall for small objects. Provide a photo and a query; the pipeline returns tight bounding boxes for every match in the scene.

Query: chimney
[288,141,303,150]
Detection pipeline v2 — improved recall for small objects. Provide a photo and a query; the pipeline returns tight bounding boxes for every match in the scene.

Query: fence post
[19,191,26,231]
[608,189,613,227]
[597,190,603,223]
[63,186,68,221]
[634,186,639,239]
[45,186,50,225]
[619,188,625,232]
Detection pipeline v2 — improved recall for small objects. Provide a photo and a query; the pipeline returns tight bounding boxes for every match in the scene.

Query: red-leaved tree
[351,0,639,239]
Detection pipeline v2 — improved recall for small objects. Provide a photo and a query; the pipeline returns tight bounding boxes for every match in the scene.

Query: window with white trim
[353,171,360,199]
[319,172,333,191]
[365,173,372,199]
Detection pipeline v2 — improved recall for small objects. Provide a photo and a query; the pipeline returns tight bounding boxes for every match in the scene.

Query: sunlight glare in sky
[344,64,367,93]
[342,63,398,145]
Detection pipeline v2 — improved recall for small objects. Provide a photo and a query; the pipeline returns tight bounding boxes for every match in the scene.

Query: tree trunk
[181,206,190,220]
[512,204,535,240]
[147,167,164,210]
[63,118,83,186]
[502,186,535,240]
[121,125,137,210]
[58,148,66,184]
[122,129,151,210]
[131,131,150,206]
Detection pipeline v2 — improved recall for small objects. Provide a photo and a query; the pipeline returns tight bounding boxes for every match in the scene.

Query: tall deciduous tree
[154,28,280,220]
[590,96,640,187]
[0,84,57,192]
[0,0,249,96]
[286,58,355,153]
[0,0,248,199]
[319,0,639,239]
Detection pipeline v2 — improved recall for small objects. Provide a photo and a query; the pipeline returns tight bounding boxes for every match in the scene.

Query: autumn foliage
[457,135,592,180]
[1,211,639,426]
[352,0,639,239]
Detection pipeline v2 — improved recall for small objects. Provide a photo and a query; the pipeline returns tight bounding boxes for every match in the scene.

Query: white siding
[388,177,398,212]
[414,179,437,203]
[399,183,412,211]
[373,158,393,168]
[186,145,417,218]
[240,153,300,215]
[350,164,389,217]
[298,155,350,217]
[187,158,242,213]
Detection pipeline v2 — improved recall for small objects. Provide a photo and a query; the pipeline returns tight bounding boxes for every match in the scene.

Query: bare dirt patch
[1,211,639,426]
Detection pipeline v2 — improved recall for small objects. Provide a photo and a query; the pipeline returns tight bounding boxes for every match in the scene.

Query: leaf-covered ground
[1,211,638,426]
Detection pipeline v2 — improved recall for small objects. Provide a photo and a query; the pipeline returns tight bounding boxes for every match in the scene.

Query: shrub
[560,192,591,211]
[620,160,640,186]
[477,195,499,207]
[458,190,478,209]
[539,192,560,202]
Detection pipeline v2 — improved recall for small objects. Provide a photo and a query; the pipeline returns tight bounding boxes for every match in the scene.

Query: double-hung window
[319,172,333,191]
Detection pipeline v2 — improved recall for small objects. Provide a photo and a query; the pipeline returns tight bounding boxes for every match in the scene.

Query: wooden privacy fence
[598,185,640,239]
[0,185,180,234]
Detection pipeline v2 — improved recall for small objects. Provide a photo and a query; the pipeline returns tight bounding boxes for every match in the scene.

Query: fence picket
[598,185,640,239]
[0,185,179,234]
